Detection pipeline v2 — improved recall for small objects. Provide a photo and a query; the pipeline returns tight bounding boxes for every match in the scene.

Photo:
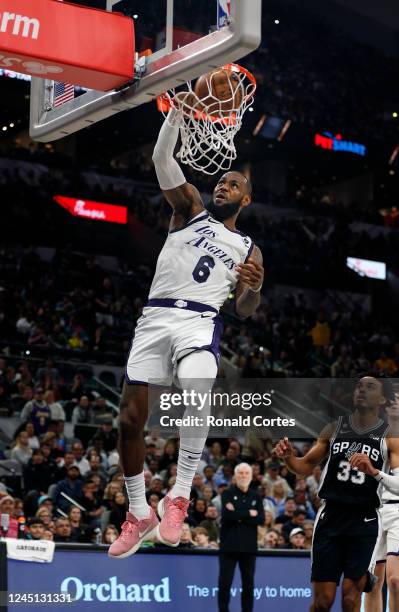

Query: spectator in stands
[189,498,207,527]
[158,440,178,472]
[192,527,213,549]
[71,395,94,427]
[211,482,228,513]
[147,493,161,514]
[103,481,123,510]
[71,441,90,476]
[43,390,65,422]
[203,464,217,493]
[69,374,86,401]
[25,422,39,450]
[102,525,119,544]
[214,462,234,487]
[86,452,108,487]
[374,351,398,376]
[179,523,195,548]
[10,431,33,466]
[26,517,46,540]
[21,386,51,436]
[306,465,321,498]
[86,436,109,470]
[55,451,76,480]
[144,429,166,453]
[208,441,224,469]
[68,506,89,543]
[53,518,72,542]
[303,521,314,550]
[281,508,307,542]
[92,420,118,453]
[77,480,104,527]
[37,359,60,388]
[262,528,280,549]
[275,496,297,523]
[37,495,54,515]
[36,506,54,531]
[109,491,128,533]
[199,504,220,543]
[263,460,283,486]
[190,472,205,500]
[249,463,263,490]
[17,361,33,388]
[53,466,83,512]
[23,449,54,494]
[271,480,290,514]
[202,485,215,506]
[0,496,18,538]
[293,478,316,519]
[3,367,18,398]
[288,527,306,550]
[42,530,54,541]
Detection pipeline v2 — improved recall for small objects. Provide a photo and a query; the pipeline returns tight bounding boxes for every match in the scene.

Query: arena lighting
[314,132,366,156]
[346,257,386,280]
[53,195,127,225]
[389,145,399,166]
[393,112,398,118]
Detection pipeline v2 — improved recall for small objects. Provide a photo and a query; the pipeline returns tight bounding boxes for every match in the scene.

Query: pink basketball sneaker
[157,495,190,546]
[108,508,159,559]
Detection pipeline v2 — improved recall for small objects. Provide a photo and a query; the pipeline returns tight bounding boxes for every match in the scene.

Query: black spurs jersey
[318,414,389,508]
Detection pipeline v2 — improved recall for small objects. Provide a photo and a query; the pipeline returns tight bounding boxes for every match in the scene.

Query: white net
[160,64,256,175]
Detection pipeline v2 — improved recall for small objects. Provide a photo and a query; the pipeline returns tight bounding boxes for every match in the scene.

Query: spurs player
[275,376,397,612]
[358,394,399,612]
[109,101,264,558]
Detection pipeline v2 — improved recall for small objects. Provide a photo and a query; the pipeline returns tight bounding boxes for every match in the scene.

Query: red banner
[54,195,127,224]
[0,0,134,91]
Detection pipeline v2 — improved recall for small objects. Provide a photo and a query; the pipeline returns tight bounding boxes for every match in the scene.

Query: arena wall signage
[314,132,366,156]
[346,257,386,280]
[53,195,127,225]
[0,0,134,90]
[8,549,346,611]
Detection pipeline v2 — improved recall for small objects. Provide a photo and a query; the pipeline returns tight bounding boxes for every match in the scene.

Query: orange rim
[156,63,256,122]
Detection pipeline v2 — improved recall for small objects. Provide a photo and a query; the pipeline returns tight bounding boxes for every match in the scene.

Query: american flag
[53,82,75,107]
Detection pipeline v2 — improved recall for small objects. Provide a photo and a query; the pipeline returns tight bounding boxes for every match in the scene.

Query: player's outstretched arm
[235,246,264,318]
[274,427,332,477]
[152,105,204,227]
[350,438,399,495]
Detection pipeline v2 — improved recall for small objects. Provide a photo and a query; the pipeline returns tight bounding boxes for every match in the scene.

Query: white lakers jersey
[149,211,253,311]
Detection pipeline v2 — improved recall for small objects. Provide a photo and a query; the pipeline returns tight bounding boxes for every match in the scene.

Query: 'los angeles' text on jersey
[149,212,253,311]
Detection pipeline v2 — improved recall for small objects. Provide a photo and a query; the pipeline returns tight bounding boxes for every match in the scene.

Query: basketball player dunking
[108,102,264,558]
[275,376,399,612]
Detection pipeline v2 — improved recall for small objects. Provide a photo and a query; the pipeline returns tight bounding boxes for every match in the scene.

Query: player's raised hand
[236,258,264,291]
[274,437,294,459]
[349,453,379,477]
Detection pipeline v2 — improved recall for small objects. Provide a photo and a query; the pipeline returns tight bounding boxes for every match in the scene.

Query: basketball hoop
[157,64,256,175]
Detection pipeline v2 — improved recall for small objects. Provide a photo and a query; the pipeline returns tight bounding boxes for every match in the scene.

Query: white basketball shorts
[125,298,223,386]
[374,502,399,563]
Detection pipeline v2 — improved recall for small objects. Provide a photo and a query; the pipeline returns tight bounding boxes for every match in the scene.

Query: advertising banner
[7,549,347,611]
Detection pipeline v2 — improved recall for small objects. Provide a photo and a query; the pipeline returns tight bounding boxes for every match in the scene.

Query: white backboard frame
[29,0,262,142]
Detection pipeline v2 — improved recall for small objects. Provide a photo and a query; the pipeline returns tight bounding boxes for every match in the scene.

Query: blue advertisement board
[6,548,352,612]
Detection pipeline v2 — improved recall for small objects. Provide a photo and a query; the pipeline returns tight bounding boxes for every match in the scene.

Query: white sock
[171,446,203,500]
[124,472,151,519]
[171,350,217,500]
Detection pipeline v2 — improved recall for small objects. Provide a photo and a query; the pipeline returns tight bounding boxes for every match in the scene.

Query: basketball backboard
[29,0,262,142]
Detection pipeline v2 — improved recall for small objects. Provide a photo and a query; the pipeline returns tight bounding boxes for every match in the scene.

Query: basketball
[194,67,243,116]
